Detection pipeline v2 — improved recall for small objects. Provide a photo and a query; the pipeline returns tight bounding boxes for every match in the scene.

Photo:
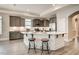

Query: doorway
[68,11,79,42]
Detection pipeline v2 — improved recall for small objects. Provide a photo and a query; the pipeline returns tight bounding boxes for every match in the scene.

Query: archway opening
[68,11,79,41]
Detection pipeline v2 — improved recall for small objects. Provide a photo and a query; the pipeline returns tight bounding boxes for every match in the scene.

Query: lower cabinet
[9,31,23,40]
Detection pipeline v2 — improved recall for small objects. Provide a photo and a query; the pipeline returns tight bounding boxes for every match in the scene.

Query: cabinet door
[20,18,25,26]
[40,20,44,27]
[33,19,42,27]
[44,20,49,27]
[33,19,37,27]
[35,19,40,27]
[15,17,20,26]
[10,16,16,26]
[16,32,20,39]
[9,32,16,40]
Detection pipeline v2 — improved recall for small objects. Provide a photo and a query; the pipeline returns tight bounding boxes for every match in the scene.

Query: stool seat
[41,38,49,54]
[28,38,36,53]
[41,38,49,42]
[29,38,36,41]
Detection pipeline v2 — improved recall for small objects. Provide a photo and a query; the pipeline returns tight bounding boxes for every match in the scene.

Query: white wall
[0,16,2,34]
[0,13,9,41]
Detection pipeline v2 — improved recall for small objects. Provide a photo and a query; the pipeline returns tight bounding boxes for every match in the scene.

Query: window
[25,19,32,28]
[0,16,2,34]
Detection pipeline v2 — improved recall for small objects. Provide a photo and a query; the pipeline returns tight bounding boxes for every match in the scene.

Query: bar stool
[41,38,49,54]
[28,34,36,53]
[28,38,36,53]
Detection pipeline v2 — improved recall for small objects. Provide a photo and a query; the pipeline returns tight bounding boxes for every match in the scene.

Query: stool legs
[41,42,43,54]
[28,41,36,53]
[28,41,31,53]
[41,41,49,55]
[34,41,36,53]
[47,42,49,54]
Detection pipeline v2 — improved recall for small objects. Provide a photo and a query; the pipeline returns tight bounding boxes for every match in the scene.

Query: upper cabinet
[44,20,49,27]
[10,16,16,26]
[20,18,25,26]
[50,16,56,23]
[33,19,42,27]
[33,19,49,27]
[10,16,25,27]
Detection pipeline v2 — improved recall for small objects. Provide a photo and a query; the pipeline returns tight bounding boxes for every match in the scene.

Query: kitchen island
[21,32,67,50]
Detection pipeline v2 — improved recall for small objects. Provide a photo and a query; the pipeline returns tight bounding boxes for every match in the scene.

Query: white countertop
[21,32,67,35]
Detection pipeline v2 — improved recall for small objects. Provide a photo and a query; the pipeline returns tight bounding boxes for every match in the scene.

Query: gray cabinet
[33,19,41,27]
[10,16,16,26]
[20,18,25,26]
[15,17,20,26]
[9,31,23,40]
[10,16,25,27]
[44,20,49,27]
[9,16,25,40]
[33,19,49,27]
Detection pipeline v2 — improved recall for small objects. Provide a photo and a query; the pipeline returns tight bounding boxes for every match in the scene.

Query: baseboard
[0,38,9,41]
[66,37,75,42]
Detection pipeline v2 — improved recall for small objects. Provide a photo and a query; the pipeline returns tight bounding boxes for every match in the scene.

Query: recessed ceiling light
[26,9,30,11]
[52,4,56,6]
[13,4,16,6]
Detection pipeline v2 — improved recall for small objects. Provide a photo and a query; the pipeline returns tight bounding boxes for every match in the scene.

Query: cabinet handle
[62,34,64,37]
[56,35,58,38]
[49,34,50,38]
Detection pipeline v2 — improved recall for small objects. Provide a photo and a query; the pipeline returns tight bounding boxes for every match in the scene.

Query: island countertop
[21,31,67,35]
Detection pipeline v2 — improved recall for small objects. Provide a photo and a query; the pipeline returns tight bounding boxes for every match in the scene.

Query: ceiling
[0,4,69,18]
